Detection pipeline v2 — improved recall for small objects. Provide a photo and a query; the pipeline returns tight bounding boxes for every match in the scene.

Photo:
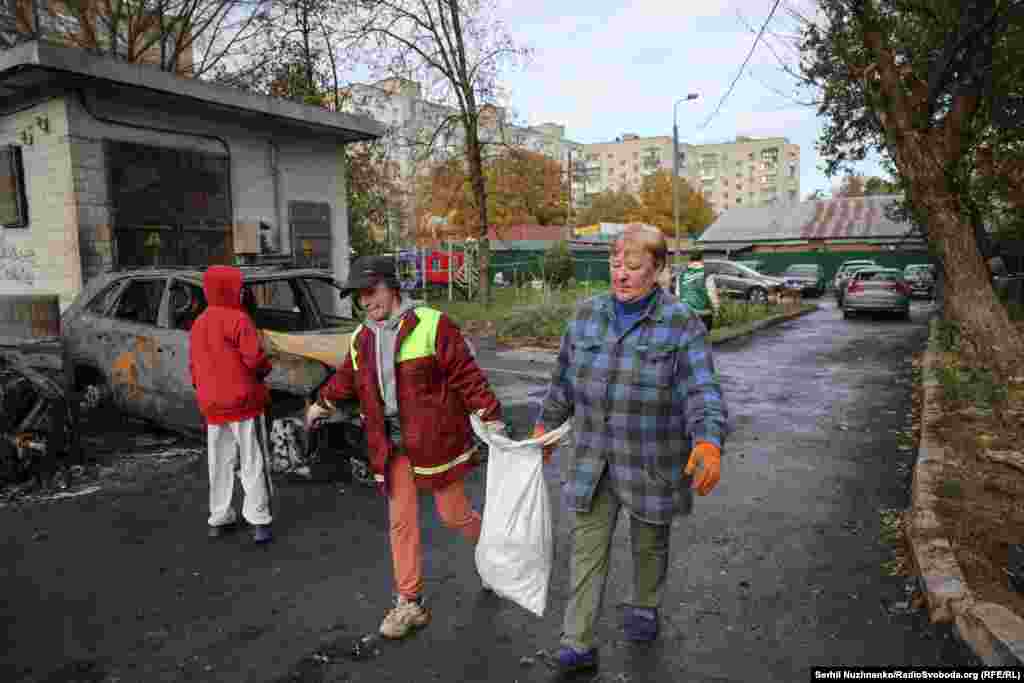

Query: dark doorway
[106,141,233,267]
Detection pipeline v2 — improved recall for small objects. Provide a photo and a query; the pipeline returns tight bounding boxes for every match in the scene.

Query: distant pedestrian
[532,225,728,677]
[305,255,505,640]
[189,266,275,544]
[677,249,720,332]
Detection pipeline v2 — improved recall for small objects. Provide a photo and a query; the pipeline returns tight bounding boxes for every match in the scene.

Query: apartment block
[681,136,800,212]
[577,133,673,202]
[336,77,583,241]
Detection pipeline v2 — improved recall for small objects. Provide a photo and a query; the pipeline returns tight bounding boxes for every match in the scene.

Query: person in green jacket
[676,250,720,332]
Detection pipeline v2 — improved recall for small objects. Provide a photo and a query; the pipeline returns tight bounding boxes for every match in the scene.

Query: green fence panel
[747,249,934,283]
[489,250,612,284]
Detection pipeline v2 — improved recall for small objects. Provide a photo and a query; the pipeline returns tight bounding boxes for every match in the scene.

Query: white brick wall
[0,98,82,309]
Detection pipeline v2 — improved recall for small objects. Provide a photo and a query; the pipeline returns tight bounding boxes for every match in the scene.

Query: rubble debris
[0,350,79,487]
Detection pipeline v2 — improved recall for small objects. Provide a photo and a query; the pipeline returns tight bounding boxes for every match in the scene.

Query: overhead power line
[698,0,783,131]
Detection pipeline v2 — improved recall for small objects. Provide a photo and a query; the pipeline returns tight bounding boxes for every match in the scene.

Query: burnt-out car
[60,267,369,482]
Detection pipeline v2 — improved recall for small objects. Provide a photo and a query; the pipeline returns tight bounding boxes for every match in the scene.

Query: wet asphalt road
[0,298,977,682]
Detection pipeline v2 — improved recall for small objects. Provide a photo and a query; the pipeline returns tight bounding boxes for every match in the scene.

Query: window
[242,280,306,332]
[788,163,797,178]
[0,145,28,228]
[86,281,126,316]
[303,277,354,327]
[737,197,742,204]
[761,147,780,165]
[169,280,206,331]
[113,279,166,326]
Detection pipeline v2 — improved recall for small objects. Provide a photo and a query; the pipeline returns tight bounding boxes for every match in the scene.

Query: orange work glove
[684,442,721,496]
[531,424,554,463]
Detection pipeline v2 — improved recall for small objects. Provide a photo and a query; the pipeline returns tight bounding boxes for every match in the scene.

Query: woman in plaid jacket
[533,225,729,676]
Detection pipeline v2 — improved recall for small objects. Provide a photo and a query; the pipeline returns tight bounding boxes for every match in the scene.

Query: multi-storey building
[575,134,801,214]
[576,133,674,203]
[336,77,583,241]
[681,136,800,212]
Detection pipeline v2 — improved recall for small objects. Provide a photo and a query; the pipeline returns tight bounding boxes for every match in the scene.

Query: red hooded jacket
[189,266,272,425]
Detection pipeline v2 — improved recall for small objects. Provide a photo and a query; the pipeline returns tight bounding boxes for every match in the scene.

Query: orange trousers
[388,452,482,600]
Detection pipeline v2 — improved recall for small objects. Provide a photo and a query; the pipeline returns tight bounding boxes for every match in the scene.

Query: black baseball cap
[339,255,398,298]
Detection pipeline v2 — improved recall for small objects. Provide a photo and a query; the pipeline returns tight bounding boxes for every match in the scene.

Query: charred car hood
[260,329,351,394]
[261,329,351,368]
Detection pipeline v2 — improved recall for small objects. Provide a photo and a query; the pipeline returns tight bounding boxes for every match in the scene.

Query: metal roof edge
[0,41,384,140]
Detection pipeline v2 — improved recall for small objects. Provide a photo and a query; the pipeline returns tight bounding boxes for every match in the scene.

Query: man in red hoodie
[189,266,275,544]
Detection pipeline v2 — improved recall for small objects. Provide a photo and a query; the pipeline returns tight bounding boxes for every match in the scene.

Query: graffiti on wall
[0,242,37,285]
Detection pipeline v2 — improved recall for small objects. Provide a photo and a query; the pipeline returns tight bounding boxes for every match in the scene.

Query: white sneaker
[379,596,430,639]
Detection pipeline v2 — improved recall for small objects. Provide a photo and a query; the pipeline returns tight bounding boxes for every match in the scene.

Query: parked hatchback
[842,267,911,320]
[781,263,827,297]
[61,266,367,480]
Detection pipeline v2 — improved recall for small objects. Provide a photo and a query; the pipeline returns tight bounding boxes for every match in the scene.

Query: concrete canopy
[0,41,384,143]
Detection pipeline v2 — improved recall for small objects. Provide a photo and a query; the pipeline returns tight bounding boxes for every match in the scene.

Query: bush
[715,300,782,328]
[542,240,574,287]
[498,304,575,339]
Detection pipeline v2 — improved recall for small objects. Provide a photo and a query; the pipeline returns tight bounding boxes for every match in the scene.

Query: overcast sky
[494,0,888,198]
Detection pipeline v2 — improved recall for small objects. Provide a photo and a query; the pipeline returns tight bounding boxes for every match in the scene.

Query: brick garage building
[0,41,382,307]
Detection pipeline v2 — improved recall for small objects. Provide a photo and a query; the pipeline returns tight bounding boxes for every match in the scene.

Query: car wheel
[269,416,311,478]
[747,287,768,304]
[80,382,107,411]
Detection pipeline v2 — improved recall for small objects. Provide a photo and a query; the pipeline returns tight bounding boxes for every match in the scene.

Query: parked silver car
[842,267,911,320]
[60,267,369,481]
[704,259,785,304]
[833,259,878,299]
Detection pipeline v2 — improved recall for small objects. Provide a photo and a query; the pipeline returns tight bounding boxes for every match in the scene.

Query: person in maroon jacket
[189,266,275,544]
[305,255,505,639]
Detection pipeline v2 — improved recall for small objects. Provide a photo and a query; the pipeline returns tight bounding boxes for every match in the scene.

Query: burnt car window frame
[85,279,128,317]
[242,278,315,332]
[295,276,355,329]
[168,277,207,331]
[111,277,168,327]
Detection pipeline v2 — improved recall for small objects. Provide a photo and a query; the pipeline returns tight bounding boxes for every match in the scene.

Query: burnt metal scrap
[0,350,79,485]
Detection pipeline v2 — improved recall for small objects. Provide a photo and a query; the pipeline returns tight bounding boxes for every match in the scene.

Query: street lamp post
[673,93,699,267]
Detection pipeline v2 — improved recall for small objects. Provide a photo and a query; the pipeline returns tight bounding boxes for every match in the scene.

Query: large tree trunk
[858,18,1024,379]
[894,140,1024,378]
[466,128,490,304]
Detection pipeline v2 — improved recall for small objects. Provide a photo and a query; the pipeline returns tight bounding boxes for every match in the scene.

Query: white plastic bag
[469,415,571,617]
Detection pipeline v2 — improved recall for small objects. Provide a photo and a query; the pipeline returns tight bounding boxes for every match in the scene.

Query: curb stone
[711,303,819,345]
[486,304,820,359]
[907,319,1024,665]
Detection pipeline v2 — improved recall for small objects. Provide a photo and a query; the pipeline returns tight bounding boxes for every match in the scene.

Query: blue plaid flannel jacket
[539,288,728,525]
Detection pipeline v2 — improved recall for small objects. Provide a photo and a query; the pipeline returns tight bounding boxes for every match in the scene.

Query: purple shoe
[252,524,273,544]
[623,606,659,642]
[547,646,598,676]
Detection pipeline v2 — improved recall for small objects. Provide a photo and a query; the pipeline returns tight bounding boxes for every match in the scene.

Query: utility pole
[673,93,699,267]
